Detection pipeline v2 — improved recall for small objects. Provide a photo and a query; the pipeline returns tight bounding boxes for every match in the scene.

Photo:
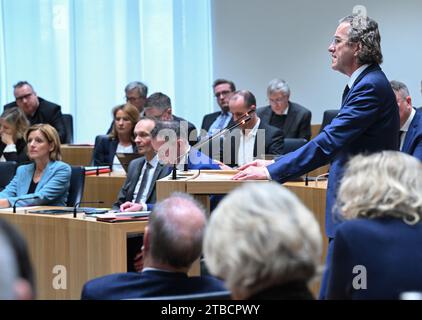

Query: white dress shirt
[132,155,159,205]
[237,119,260,167]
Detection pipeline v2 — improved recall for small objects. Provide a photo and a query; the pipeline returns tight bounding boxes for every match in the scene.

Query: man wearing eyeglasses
[232,14,400,299]
[4,81,66,144]
[201,79,236,136]
[257,78,311,141]
[106,81,148,134]
[198,79,236,159]
[144,92,198,146]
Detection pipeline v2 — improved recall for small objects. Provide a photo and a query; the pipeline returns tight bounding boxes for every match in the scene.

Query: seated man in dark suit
[199,79,236,159]
[390,80,422,161]
[221,90,284,167]
[201,79,236,136]
[151,120,220,171]
[81,193,226,300]
[113,117,170,212]
[144,92,198,146]
[257,78,311,141]
[4,81,66,144]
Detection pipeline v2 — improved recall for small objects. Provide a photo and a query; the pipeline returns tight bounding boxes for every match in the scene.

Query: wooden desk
[82,172,126,208]
[61,144,94,166]
[0,208,146,299]
[156,171,328,296]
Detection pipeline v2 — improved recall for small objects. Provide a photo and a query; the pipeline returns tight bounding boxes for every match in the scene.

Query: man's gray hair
[125,81,148,98]
[340,14,383,65]
[390,80,410,101]
[267,78,290,97]
[203,182,322,299]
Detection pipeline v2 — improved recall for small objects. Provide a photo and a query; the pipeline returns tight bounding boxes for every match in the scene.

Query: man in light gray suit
[112,117,170,212]
[257,78,312,141]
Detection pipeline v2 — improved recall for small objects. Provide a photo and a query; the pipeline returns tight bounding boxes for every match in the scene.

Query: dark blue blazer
[81,269,226,300]
[92,135,137,167]
[326,218,422,299]
[267,64,400,238]
[402,109,422,161]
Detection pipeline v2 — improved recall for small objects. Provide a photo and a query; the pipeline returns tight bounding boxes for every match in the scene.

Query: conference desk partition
[0,208,146,299]
[61,144,94,166]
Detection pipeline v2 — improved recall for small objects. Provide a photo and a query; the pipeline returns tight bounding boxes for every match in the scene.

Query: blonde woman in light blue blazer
[0,124,71,208]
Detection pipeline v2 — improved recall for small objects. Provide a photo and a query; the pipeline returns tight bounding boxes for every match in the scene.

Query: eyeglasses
[269,97,287,104]
[15,93,34,102]
[126,96,144,102]
[331,37,349,47]
[214,90,232,99]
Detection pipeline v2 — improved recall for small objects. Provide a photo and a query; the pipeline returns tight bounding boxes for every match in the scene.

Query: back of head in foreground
[144,192,207,272]
[337,151,422,224]
[203,182,322,299]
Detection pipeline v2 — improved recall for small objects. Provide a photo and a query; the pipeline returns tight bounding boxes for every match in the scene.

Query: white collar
[240,118,260,138]
[146,154,159,168]
[401,108,416,132]
[348,64,370,89]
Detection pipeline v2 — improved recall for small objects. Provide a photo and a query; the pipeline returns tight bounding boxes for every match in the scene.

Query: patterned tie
[135,162,153,203]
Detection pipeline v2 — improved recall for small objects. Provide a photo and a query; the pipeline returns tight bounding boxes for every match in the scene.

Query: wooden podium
[156,170,328,295]
[0,208,146,300]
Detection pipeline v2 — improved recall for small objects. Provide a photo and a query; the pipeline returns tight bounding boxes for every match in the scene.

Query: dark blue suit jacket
[92,135,137,167]
[81,269,226,300]
[267,64,400,238]
[402,109,422,161]
[326,217,422,299]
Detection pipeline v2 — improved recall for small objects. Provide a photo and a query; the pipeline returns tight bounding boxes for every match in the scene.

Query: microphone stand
[170,110,256,180]
[13,196,40,213]
[73,201,104,218]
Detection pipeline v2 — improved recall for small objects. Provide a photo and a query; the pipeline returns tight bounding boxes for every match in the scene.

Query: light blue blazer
[0,161,71,207]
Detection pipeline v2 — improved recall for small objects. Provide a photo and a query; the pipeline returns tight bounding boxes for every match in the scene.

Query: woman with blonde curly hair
[327,151,422,299]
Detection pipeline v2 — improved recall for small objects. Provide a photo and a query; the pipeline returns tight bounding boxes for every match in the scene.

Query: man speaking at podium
[232,14,400,298]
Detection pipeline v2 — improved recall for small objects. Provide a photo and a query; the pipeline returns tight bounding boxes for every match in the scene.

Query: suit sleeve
[268,81,384,182]
[112,159,139,210]
[92,136,108,166]
[411,137,422,162]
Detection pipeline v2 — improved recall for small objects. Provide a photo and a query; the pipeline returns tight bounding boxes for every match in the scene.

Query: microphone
[13,196,40,213]
[73,201,104,218]
[169,110,256,180]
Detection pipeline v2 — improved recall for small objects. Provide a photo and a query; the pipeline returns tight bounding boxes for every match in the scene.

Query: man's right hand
[120,202,144,212]
[237,159,274,171]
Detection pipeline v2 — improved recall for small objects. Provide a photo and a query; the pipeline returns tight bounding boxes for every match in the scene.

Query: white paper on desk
[90,211,150,218]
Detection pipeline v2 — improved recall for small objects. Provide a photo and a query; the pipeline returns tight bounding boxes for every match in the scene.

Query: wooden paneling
[61,145,94,166]
[0,209,146,299]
